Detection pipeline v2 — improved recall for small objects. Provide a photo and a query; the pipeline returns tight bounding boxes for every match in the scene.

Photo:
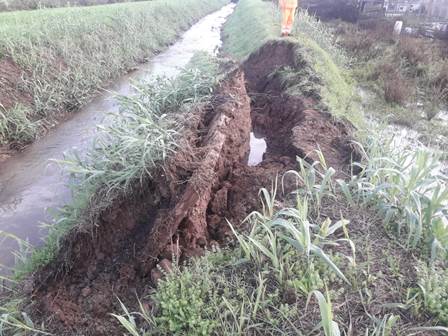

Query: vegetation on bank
[0,0,143,12]
[329,19,448,151]
[0,54,224,334]
[0,0,227,148]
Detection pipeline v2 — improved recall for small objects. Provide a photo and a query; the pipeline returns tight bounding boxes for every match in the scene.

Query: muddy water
[0,4,235,273]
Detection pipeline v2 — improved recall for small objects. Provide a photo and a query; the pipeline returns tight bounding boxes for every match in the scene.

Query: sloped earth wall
[24,40,356,335]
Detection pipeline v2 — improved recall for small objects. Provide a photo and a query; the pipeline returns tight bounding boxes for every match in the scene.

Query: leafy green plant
[307,290,341,336]
[231,181,352,286]
[283,152,336,217]
[416,263,448,325]
[341,133,448,261]
[364,314,399,336]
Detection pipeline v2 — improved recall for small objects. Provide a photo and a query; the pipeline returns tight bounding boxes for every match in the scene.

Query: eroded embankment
[24,40,355,335]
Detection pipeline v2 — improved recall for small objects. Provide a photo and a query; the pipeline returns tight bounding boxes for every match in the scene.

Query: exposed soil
[0,57,33,111]
[23,41,356,335]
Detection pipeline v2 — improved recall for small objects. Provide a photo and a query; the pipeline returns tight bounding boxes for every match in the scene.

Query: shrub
[154,267,218,335]
[416,263,448,325]
[383,72,412,105]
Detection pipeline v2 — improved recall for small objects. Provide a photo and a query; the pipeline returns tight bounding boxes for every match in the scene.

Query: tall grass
[0,0,227,146]
[0,0,143,11]
[337,128,448,261]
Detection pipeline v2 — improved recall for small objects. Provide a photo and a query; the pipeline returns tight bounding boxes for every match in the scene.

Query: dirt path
[24,40,356,335]
[0,4,235,274]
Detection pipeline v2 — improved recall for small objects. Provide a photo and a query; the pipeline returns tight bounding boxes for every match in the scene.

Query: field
[0,0,226,152]
[0,0,144,11]
[1,0,448,335]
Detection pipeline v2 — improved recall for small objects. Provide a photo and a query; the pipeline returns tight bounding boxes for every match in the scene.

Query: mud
[24,41,355,335]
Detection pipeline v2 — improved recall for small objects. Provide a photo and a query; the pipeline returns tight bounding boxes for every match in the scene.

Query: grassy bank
[0,0,227,148]
[0,0,143,12]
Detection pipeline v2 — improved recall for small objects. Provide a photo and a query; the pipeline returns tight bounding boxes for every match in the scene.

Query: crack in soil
[24,41,356,335]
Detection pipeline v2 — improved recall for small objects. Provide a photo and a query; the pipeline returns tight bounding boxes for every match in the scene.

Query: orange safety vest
[279,0,298,9]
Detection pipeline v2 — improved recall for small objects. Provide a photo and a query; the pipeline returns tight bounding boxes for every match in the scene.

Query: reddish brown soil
[0,57,32,110]
[24,41,356,335]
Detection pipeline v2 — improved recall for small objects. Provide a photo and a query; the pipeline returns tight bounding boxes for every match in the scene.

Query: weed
[0,104,37,146]
[364,314,399,336]
[307,290,341,336]
[339,130,448,261]
[415,263,448,326]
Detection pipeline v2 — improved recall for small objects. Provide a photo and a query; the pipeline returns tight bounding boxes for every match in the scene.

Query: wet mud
[24,41,355,335]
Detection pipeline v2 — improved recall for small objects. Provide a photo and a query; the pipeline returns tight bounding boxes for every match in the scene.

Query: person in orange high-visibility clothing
[279,0,298,37]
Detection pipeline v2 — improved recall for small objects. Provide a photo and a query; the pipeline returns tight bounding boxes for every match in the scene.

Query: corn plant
[230,182,352,286]
[283,151,336,217]
[341,132,448,261]
[307,290,341,336]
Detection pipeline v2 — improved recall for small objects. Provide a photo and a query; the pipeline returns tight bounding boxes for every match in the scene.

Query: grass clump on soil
[0,104,38,146]
[0,0,227,148]
[12,54,222,279]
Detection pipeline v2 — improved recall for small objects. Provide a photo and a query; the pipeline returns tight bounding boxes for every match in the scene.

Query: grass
[0,53,223,335]
[337,127,448,262]
[329,19,448,151]
[0,0,144,11]
[3,0,448,334]
[222,0,278,60]
[112,150,448,334]
[0,0,227,147]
